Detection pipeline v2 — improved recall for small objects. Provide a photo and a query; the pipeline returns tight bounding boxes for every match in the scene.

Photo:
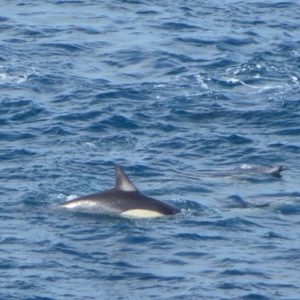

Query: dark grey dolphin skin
[60,165,180,218]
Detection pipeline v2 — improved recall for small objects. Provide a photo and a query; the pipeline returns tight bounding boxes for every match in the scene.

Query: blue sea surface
[1,1,300,299]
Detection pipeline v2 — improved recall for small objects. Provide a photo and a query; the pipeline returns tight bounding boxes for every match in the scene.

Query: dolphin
[60,165,180,218]
[200,164,286,178]
[234,164,285,176]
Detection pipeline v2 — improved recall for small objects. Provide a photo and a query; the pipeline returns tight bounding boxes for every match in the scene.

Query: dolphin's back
[61,188,179,216]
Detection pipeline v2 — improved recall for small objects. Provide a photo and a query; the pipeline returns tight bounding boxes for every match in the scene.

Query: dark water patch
[234,176,282,184]
[40,43,84,52]
[0,149,36,161]
[7,280,37,290]
[159,22,200,31]
[32,239,53,249]
[27,73,66,89]
[176,37,216,47]
[179,186,213,194]
[180,218,220,227]
[24,297,56,300]
[100,115,139,130]
[240,109,298,125]
[227,134,253,145]
[0,236,24,245]
[102,49,148,67]
[10,106,45,122]
[107,261,136,269]
[157,50,202,64]
[272,248,300,262]
[244,30,261,37]
[82,122,108,133]
[263,231,286,239]
[225,195,270,209]
[273,203,300,215]
[21,28,44,37]
[119,0,146,4]
[94,89,150,101]
[0,132,35,141]
[114,49,147,65]
[153,122,181,132]
[225,195,249,209]
[175,233,226,241]
[27,215,50,226]
[273,127,300,136]
[219,37,258,48]
[73,26,102,35]
[0,24,13,32]
[122,271,184,281]
[175,251,207,259]
[51,87,99,104]
[23,192,51,207]
[42,125,73,136]
[217,282,247,290]
[150,257,187,266]
[165,66,187,75]
[254,2,297,9]
[0,16,9,22]
[56,110,103,122]
[0,214,15,222]
[52,0,85,4]
[52,242,92,258]
[214,217,263,230]
[235,294,271,300]
[52,94,75,103]
[221,268,269,278]
[268,143,300,154]
[154,140,186,150]
[136,10,159,15]
[170,108,233,122]
[256,191,300,198]
[204,58,237,70]
[118,235,155,244]
[153,57,176,70]
[0,258,17,269]
[0,98,33,109]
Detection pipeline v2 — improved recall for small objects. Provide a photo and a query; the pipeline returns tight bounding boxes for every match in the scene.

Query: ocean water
[1,1,300,299]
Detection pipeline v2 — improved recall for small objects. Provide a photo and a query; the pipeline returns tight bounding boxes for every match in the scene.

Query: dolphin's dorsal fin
[265,166,285,174]
[114,165,138,192]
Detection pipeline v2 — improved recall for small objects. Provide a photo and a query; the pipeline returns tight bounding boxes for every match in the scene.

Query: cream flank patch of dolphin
[121,209,165,218]
[60,165,180,218]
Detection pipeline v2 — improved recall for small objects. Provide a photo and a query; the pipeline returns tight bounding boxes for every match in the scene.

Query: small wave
[39,42,85,53]
[159,22,200,30]
[0,132,35,141]
[0,72,27,84]
[0,149,36,161]
[214,217,263,230]
[174,232,226,241]
[42,125,73,136]
[81,135,137,151]
[56,110,103,122]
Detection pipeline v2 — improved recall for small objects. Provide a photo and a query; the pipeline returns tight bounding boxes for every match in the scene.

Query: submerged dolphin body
[60,165,180,218]
[233,164,285,176]
[201,164,286,178]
